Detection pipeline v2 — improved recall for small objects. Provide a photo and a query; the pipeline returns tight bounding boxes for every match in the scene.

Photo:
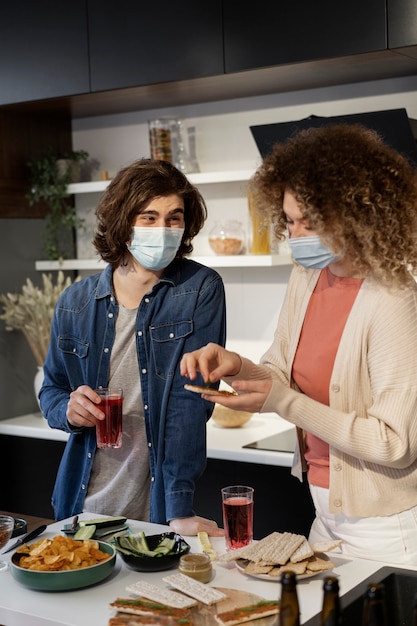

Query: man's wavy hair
[93,158,207,267]
[250,123,417,286]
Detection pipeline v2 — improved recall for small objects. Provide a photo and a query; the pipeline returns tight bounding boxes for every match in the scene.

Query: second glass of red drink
[95,387,123,449]
[221,485,254,550]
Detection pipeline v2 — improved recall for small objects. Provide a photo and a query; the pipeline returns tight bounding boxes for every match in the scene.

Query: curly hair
[93,158,207,266]
[250,123,417,286]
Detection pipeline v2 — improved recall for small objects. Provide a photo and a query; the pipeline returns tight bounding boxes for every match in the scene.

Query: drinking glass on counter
[221,485,254,550]
[95,388,123,449]
[0,515,15,571]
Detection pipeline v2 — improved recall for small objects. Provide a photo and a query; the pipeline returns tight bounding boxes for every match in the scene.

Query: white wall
[72,74,417,362]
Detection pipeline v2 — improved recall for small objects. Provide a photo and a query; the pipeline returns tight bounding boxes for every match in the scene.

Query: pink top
[292,267,363,487]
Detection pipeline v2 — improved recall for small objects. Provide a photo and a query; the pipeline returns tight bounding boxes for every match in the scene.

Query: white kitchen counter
[0,412,295,467]
[0,513,414,626]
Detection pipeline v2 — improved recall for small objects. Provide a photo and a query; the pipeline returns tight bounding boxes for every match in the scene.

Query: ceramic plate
[235,557,331,581]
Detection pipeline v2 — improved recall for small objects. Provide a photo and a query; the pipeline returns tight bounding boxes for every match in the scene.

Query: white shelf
[67,169,254,194]
[35,258,107,271]
[192,254,292,268]
[35,254,292,271]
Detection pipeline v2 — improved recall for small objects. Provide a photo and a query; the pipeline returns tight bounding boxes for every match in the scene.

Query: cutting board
[109,587,279,626]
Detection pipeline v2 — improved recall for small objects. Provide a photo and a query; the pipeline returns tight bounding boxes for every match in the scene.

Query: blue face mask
[288,235,338,269]
[127,226,184,270]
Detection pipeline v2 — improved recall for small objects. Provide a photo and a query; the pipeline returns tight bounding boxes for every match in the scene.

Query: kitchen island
[0,512,414,626]
[0,411,295,467]
[0,413,314,538]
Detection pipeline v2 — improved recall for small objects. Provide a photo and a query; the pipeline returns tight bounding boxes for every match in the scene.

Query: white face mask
[288,235,339,269]
[127,226,184,270]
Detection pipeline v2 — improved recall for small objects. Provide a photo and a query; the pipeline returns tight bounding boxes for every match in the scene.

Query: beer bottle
[320,576,342,626]
[279,570,300,626]
[362,583,387,626]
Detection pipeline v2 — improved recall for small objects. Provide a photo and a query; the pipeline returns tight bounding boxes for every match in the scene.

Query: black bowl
[118,531,190,572]
[12,518,27,538]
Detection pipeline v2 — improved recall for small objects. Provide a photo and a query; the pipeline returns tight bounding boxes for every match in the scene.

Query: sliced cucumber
[73,525,96,540]
[114,533,179,557]
[79,516,127,528]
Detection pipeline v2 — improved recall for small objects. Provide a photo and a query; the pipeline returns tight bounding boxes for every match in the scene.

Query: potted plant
[27,149,90,261]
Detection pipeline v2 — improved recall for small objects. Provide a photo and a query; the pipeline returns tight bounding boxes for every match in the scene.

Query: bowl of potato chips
[10,535,116,591]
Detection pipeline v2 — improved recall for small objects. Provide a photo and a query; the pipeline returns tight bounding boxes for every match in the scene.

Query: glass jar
[209,220,245,255]
[248,190,271,254]
[148,117,178,162]
[178,553,212,583]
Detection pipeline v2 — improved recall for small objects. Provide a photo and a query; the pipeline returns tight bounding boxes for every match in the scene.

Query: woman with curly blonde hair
[181,123,417,564]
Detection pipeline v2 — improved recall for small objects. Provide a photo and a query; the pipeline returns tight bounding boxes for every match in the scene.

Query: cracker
[311,539,343,553]
[306,555,335,572]
[243,561,274,575]
[162,573,227,605]
[256,532,305,565]
[125,580,198,608]
[268,561,308,576]
[290,538,314,563]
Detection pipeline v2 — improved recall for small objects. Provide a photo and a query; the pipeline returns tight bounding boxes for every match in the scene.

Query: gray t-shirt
[84,304,151,520]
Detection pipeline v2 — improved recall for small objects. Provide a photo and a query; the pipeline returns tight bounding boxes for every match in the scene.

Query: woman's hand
[202,378,273,414]
[66,385,104,428]
[180,342,242,383]
[169,516,225,537]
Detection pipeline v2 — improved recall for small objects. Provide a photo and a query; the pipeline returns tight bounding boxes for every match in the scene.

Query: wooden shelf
[35,254,292,271]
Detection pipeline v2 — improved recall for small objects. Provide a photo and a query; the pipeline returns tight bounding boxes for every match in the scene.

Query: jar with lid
[148,117,178,163]
[178,553,212,583]
[209,220,245,255]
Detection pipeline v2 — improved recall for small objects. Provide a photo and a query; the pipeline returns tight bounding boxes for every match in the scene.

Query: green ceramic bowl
[10,539,116,591]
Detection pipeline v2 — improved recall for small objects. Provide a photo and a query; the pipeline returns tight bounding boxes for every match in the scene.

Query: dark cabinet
[195,459,315,540]
[0,109,72,218]
[223,0,387,74]
[388,0,417,48]
[87,0,224,93]
[0,1,89,106]
[0,435,66,519]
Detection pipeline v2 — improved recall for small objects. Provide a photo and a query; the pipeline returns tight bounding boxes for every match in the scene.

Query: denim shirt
[40,260,226,523]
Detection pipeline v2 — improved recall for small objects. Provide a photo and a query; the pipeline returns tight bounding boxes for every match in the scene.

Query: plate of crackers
[216,531,342,581]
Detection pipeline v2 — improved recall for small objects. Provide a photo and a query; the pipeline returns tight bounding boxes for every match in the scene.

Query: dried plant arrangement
[0,271,80,366]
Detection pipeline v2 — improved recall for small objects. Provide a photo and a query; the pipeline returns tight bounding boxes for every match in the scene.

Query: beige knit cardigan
[233,265,417,517]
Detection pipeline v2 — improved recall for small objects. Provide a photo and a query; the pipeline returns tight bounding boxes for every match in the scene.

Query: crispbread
[226,530,342,580]
[268,561,308,576]
[243,561,274,575]
[225,531,305,566]
[162,573,227,605]
[290,537,314,563]
[306,555,336,572]
[311,539,343,553]
[125,580,198,608]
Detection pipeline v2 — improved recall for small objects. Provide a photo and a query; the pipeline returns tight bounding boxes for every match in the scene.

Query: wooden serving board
[109,587,279,626]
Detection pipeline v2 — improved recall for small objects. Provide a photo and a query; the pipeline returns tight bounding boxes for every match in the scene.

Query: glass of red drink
[221,485,254,550]
[95,388,123,449]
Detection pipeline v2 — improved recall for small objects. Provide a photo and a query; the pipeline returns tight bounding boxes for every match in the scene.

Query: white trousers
[308,484,417,565]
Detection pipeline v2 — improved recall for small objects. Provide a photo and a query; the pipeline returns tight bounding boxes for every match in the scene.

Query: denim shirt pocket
[150,320,193,378]
[57,335,89,359]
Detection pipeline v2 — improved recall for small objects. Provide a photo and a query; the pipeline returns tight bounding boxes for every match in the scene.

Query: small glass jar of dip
[178,553,212,583]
